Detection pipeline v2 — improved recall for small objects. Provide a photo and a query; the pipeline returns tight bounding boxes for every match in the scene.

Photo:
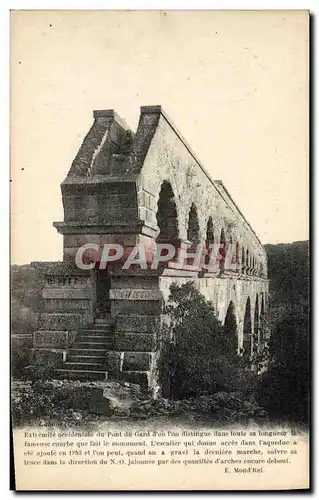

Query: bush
[157,282,255,398]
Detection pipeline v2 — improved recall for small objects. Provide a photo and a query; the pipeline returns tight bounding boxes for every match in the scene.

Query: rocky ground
[11,379,269,428]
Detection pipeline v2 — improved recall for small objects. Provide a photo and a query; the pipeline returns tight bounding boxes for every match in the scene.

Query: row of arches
[224,294,267,361]
[156,180,266,277]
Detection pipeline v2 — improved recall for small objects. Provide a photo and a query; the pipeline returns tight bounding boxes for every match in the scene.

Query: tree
[157,282,254,398]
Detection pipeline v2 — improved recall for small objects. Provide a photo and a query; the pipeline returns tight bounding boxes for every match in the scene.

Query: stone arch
[156,180,179,244]
[224,301,238,355]
[187,203,200,243]
[243,297,252,358]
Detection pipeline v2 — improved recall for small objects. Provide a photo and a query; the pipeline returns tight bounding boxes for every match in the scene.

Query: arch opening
[205,216,214,265]
[228,237,238,269]
[242,247,246,274]
[206,217,214,247]
[219,228,226,273]
[228,236,234,269]
[253,295,260,355]
[187,203,200,243]
[246,249,250,275]
[243,297,252,359]
[156,181,179,244]
[235,242,240,266]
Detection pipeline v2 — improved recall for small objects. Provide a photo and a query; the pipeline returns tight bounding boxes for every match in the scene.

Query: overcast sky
[11,10,309,264]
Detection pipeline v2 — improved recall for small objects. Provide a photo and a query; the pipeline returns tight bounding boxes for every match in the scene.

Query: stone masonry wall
[30,262,94,367]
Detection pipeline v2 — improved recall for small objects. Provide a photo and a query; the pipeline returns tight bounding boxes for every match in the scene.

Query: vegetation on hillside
[11,264,43,335]
[11,265,43,375]
[259,241,309,424]
[265,241,309,315]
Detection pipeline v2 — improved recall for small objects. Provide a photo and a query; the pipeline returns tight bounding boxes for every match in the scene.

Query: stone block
[111,299,162,316]
[43,288,92,299]
[106,351,123,376]
[39,313,86,331]
[109,289,163,301]
[116,315,159,333]
[33,330,76,348]
[44,273,90,286]
[64,233,138,249]
[30,348,67,366]
[111,275,159,289]
[122,352,152,371]
[44,299,91,312]
[115,333,156,352]
[97,208,140,224]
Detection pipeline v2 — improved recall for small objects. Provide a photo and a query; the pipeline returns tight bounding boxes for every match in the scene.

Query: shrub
[157,282,255,398]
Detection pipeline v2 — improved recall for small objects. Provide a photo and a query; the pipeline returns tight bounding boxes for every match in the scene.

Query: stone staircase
[55,317,115,381]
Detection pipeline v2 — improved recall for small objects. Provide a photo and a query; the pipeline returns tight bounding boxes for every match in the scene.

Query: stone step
[72,341,113,350]
[94,317,116,326]
[67,355,105,364]
[63,361,106,371]
[55,369,108,381]
[75,335,113,343]
[69,348,108,357]
[79,328,114,336]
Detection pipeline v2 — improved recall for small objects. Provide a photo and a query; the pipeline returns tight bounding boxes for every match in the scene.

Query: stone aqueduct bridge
[32,105,269,391]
